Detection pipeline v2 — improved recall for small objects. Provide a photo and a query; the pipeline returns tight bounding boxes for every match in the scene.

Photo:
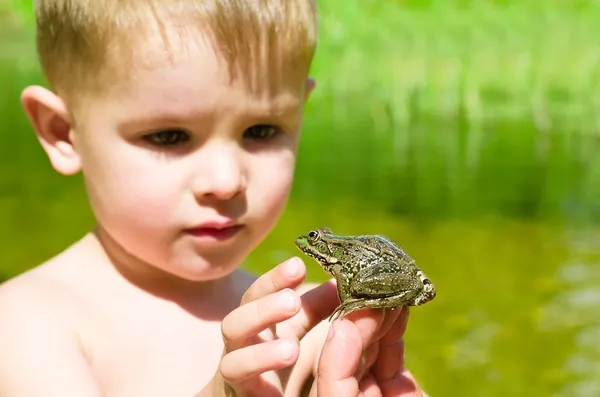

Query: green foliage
[295,0,600,222]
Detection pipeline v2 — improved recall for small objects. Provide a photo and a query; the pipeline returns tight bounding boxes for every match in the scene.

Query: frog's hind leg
[330,291,418,321]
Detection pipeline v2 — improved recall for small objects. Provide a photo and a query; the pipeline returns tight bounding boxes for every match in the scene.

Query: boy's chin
[169,250,249,282]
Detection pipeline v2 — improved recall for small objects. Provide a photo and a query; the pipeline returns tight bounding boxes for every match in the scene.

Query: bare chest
[81,303,227,397]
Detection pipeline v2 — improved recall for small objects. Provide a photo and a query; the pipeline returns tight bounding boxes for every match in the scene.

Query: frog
[295,227,436,321]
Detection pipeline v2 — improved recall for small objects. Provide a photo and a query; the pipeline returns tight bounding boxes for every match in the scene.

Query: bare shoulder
[0,251,89,323]
[0,262,71,324]
[0,259,102,396]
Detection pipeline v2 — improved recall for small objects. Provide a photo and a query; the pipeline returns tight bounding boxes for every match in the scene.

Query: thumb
[313,320,363,397]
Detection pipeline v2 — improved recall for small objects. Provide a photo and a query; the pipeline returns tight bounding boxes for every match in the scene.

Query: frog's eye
[308,230,320,242]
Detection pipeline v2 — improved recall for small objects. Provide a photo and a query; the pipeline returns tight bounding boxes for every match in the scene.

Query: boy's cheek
[84,168,180,229]
[255,152,295,186]
[249,161,295,221]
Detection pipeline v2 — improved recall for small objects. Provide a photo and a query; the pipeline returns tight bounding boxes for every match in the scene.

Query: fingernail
[326,322,335,341]
[279,289,297,311]
[279,339,296,361]
[283,258,301,278]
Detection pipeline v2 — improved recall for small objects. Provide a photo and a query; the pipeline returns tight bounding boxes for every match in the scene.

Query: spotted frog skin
[295,227,436,321]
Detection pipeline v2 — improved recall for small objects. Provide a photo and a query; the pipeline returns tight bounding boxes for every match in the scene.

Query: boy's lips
[184,224,243,241]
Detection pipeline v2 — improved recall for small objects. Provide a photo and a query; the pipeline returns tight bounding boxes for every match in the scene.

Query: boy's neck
[83,227,244,316]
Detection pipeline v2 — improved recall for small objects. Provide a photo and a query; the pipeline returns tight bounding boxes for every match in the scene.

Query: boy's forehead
[93,30,307,125]
[123,23,309,96]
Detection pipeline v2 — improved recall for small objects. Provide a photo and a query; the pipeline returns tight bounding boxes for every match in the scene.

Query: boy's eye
[243,124,282,141]
[144,129,190,146]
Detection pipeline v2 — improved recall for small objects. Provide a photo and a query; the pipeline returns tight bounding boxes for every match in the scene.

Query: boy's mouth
[184,224,243,241]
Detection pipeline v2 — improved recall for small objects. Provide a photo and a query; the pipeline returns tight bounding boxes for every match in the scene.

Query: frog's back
[355,234,414,263]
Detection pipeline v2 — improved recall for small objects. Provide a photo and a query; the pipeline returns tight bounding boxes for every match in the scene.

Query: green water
[3,1,600,396]
[251,203,600,397]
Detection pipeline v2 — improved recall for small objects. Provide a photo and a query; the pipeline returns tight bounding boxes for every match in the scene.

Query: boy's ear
[21,86,81,175]
[305,77,316,101]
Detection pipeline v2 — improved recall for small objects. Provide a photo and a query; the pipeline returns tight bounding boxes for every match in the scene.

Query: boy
[0,0,428,396]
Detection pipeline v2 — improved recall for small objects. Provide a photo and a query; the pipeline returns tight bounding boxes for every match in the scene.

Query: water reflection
[538,229,600,397]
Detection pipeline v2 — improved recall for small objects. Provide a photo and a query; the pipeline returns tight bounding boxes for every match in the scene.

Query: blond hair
[34,0,317,113]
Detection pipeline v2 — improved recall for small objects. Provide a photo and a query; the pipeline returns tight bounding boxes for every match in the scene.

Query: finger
[398,369,426,397]
[283,279,340,340]
[222,288,300,352]
[382,306,410,344]
[344,308,385,348]
[316,320,363,396]
[219,338,299,384]
[347,307,402,380]
[241,257,306,305]
[373,338,405,384]
[380,368,424,397]
[373,307,425,396]
[357,309,400,381]
[358,342,379,380]
[371,307,402,342]
[372,307,410,381]
[358,372,383,397]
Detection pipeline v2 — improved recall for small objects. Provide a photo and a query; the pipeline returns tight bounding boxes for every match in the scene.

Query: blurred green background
[3,0,600,396]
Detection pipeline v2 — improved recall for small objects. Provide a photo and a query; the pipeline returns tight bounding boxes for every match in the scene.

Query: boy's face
[28,31,314,283]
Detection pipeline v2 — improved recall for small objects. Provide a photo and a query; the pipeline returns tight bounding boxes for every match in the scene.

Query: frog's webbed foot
[328,305,347,322]
[410,274,436,306]
[328,301,367,322]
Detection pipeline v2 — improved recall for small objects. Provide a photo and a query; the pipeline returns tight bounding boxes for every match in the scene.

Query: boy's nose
[192,143,247,201]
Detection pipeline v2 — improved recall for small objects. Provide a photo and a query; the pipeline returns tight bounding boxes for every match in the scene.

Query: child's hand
[200,257,337,397]
[312,307,427,397]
